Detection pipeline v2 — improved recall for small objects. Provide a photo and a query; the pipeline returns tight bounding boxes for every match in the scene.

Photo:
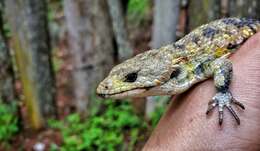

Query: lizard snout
[96,84,107,98]
[96,80,112,95]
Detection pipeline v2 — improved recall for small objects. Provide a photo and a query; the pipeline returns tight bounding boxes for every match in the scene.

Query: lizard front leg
[206,58,245,125]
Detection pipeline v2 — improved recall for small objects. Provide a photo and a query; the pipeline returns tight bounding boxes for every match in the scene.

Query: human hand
[143,32,260,151]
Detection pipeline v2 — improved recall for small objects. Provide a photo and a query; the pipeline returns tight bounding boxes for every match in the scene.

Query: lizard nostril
[105,86,108,89]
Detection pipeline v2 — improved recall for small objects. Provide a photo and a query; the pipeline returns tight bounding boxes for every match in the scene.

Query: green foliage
[48,99,148,151]
[2,23,11,38]
[0,101,19,142]
[127,0,150,25]
[150,105,165,128]
[147,96,169,127]
[50,143,59,151]
[47,0,63,21]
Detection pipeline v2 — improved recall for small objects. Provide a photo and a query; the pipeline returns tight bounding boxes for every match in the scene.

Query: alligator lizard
[96,18,260,125]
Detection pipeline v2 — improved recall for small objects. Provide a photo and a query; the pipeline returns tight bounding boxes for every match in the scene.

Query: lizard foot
[206,91,245,125]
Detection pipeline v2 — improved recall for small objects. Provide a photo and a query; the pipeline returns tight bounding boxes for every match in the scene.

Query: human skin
[143,32,260,151]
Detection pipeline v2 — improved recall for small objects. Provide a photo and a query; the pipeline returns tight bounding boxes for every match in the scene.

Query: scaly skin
[96,18,260,125]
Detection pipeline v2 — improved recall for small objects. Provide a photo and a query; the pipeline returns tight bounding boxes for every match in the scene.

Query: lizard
[96,18,260,125]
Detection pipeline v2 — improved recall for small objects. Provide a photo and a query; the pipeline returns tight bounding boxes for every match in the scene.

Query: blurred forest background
[0,0,259,150]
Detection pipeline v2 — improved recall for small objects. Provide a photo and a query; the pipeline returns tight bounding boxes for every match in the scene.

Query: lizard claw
[206,91,245,125]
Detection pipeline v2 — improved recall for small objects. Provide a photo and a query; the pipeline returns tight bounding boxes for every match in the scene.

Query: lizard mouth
[97,86,154,99]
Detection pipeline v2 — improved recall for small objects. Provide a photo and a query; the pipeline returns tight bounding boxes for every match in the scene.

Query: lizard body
[96,18,260,125]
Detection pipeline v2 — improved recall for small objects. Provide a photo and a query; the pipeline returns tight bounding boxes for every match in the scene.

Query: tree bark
[0,2,15,103]
[64,0,114,113]
[5,0,56,129]
[107,0,133,62]
[152,0,181,48]
[228,0,260,19]
[188,0,221,30]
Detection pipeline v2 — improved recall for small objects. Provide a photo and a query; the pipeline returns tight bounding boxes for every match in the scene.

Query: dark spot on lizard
[227,43,238,49]
[194,63,204,75]
[191,35,200,46]
[222,18,240,25]
[216,68,232,92]
[234,20,253,28]
[216,79,230,92]
[223,18,258,33]
[202,27,219,38]
[242,19,258,32]
[247,24,257,33]
[174,44,185,50]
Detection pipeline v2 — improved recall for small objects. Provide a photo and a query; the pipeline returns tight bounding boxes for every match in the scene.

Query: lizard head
[96,49,179,98]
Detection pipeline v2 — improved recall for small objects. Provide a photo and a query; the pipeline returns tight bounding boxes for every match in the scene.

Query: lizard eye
[170,68,181,79]
[124,72,138,82]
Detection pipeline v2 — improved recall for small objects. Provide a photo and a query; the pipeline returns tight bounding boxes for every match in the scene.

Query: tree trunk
[147,0,180,116]
[5,0,56,129]
[188,0,221,30]
[0,3,15,103]
[152,0,181,48]
[64,0,114,113]
[107,0,133,62]
[228,0,260,19]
